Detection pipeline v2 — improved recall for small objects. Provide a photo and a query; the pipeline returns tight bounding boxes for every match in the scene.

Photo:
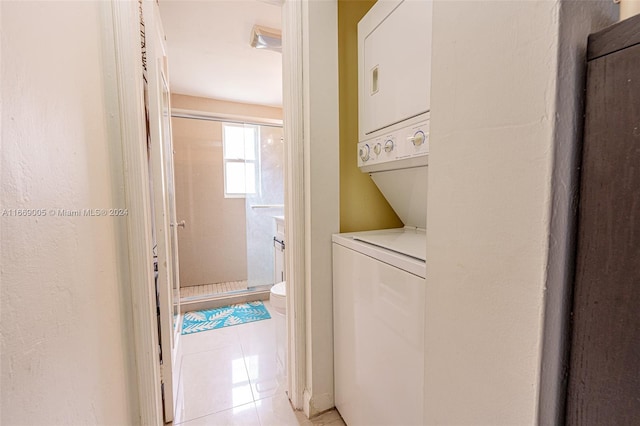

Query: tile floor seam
[202,400,255,418]
[180,401,258,425]
[237,329,258,404]
[173,352,185,423]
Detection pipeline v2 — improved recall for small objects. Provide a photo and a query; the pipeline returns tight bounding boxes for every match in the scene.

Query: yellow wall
[338,0,402,232]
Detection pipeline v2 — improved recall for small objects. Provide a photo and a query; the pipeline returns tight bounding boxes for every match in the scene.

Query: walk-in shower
[170,111,284,308]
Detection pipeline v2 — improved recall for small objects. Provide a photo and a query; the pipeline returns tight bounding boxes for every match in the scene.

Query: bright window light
[223,124,259,198]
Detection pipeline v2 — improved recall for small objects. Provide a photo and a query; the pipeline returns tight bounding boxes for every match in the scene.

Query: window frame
[222,123,260,198]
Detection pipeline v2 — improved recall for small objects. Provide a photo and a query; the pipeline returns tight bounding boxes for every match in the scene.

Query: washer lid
[353,228,426,261]
[332,228,426,278]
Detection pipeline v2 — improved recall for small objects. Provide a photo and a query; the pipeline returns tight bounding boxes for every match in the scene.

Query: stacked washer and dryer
[332,1,432,425]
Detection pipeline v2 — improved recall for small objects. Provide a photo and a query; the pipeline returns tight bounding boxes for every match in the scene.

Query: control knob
[384,139,394,153]
[410,130,426,147]
[359,144,370,162]
[373,143,382,155]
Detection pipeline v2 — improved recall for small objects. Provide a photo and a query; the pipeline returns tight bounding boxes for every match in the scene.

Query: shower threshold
[180,281,273,312]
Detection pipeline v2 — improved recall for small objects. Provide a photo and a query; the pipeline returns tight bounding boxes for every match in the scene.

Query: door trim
[143,0,179,421]
[110,1,163,424]
[282,0,306,411]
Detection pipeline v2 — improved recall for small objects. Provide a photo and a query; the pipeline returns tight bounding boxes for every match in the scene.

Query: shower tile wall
[172,117,248,287]
[246,126,284,288]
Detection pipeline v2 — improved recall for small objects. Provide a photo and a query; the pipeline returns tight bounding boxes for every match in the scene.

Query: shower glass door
[244,124,284,289]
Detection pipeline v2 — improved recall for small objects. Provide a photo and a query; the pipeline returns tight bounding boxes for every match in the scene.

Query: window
[222,124,259,198]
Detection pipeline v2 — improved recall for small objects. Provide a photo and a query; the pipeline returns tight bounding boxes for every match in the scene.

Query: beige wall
[338,0,402,233]
[171,94,282,287]
[1,2,136,423]
[172,94,283,122]
[424,2,618,423]
[424,1,559,423]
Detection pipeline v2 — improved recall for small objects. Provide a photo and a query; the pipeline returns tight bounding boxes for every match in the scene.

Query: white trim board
[282,0,306,411]
[171,108,283,127]
[300,0,340,417]
[110,0,163,424]
[283,0,341,417]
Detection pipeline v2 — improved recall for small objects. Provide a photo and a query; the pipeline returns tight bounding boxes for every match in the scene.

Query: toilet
[270,281,286,314]
[270,281,287,377]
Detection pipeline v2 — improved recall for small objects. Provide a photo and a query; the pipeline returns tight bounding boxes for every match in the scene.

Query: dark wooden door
[566,19,640,426]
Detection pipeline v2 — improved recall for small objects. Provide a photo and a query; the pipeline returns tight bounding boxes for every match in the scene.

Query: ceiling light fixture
[250,25,282,53]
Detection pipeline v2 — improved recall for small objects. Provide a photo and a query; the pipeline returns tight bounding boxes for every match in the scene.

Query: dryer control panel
[358,120,429,169]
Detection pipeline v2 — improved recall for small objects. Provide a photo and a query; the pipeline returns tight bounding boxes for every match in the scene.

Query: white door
[144,1,181,422]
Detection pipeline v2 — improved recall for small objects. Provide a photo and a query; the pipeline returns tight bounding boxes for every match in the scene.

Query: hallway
[174,301,344,426]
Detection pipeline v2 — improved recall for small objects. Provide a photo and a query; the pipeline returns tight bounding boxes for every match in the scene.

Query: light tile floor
[173,300,345,426]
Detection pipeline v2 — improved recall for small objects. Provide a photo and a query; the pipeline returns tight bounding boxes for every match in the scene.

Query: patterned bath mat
[181,301,271,335]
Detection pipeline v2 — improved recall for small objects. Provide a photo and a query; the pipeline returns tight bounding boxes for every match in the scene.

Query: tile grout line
[175,401,259,425]
[236,328,265,425]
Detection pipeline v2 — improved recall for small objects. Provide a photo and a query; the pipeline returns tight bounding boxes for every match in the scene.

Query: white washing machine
[333,228,426,426]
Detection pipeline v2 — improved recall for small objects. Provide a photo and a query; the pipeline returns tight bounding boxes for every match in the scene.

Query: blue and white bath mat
[181,301,271,335]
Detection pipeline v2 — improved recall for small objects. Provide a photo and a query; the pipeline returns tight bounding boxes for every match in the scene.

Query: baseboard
[180,290,270,312]
[303,389,313,418]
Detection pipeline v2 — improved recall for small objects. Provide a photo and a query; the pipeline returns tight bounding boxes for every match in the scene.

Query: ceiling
[158,0,283,107]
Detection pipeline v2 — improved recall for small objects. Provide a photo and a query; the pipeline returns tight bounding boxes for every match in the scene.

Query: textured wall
[338,0,403,233]
[1,2,136,424]
[424,2,559,423]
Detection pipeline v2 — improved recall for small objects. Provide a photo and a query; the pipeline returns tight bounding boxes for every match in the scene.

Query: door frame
[143,0,180,421]
[110,1,163,424]
[112,0,340,423]
[281,0,306,411]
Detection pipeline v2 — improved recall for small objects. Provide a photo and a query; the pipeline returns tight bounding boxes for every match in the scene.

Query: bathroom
[171,104,285,307]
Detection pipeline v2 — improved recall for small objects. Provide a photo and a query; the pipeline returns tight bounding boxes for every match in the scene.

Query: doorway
[148,0,289,423]
[120,0,340,422]
[170,115,285,311]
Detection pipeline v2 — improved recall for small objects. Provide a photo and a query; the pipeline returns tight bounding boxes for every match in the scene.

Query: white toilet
[270,281,286,378]
[270,281,286,315]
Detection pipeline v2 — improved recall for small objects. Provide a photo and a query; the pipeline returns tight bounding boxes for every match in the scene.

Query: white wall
[1,2,137,424]
[425,1,618,423]
[425,2,559,424]
[302,0,340,416]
